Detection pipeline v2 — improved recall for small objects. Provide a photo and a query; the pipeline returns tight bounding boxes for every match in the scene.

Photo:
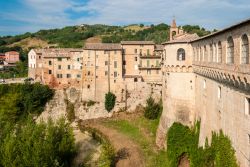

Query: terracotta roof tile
[121,41,155,45]
[84,43,122,50]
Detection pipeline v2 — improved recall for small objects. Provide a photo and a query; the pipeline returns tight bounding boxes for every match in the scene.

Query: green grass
[103,116,169,167]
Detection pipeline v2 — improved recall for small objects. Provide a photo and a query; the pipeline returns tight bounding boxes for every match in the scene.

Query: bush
[105,92,116,112]
[65,99,75,122]
[144,97,162,119]
[167,122,238,167]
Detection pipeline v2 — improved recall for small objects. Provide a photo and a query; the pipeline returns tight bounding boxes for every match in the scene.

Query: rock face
[38,84,162,122]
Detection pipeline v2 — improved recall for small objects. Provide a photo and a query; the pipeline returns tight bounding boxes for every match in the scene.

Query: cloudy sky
[0,0,250,36]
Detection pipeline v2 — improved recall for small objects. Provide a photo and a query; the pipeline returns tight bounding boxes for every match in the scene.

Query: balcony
[139,53,161,59]
[138,65,161,70]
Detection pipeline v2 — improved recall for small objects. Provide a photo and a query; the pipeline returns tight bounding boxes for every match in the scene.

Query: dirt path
[81,119,145,167]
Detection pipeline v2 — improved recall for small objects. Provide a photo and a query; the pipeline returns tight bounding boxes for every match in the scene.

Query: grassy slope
[102,115,170,167]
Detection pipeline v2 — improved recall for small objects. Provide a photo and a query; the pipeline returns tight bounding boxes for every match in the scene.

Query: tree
[105,92,116,112]
[144,97,162,119]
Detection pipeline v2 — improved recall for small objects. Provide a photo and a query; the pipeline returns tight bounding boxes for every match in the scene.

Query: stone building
[5,51,20,64]
[28,41,163,102]
[28,48,83,88]
[157,19,250,167]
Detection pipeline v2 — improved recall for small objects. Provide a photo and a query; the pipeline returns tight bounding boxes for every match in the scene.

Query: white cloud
[1,0,250,35]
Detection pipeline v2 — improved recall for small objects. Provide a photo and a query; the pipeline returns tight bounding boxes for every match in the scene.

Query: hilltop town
[25,18,250,167]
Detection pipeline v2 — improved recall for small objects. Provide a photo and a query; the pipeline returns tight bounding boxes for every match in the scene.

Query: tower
[169,19,184,41]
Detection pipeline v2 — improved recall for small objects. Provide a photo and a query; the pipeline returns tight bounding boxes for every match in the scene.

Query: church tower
[169,19,184,41]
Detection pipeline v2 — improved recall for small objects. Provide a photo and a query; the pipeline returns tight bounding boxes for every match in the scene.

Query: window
[39,56,41,59]
[88,71,90,76]
[147,60,150,67]
[57,58,62,61]
[241,34,249,64]
[87,85,90,89]
[156,60,159,67]
[114,71,117,77]
[134,49,137,54]
[227,36,234,64]
[147,49,150,55]
[49,70,52,74]
[218,41,222,63]
[147,69,151,75]
[135,57,137,61]
[57,74,63,78]
[139,60,142,66]
[58,65,61,70]
[49,61,52,65]
[210,44,213,62]
[67,74,71,78]
[177,48,185,61]
[114,61,117,68]
[203,80,206,89]
[204,46,207,62]
[77,58,80,62]
[245,97,250,115]
[213,43,217,62]
[123,61,126,65]
[68,65,71,69]
[134,78,138,82]
[105,61,108,65]
[218,86,221,99]
[77,74,81,78]
[105,71,108,76]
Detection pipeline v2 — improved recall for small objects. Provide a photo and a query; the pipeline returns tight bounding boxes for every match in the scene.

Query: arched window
[210,44,213,62]
[177,48,185,61]
[227,36,234,64]
[241,34,249,64]
[204,46,207,62]
[213,43,217,62]
[200,47,202,61]
[218,41,222,63]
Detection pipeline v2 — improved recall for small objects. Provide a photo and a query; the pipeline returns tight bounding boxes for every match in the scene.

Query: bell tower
[169,18,184,41]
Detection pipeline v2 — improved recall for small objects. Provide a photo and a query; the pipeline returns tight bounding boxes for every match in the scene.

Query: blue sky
[0,0,250,36]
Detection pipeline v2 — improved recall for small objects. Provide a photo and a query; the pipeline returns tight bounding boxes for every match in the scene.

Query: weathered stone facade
[157,19,250,167]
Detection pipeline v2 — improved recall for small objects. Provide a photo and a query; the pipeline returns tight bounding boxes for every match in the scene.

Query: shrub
[167,122,238,167]
[105,92,116,112]
[65,99,75,122]
[144,97,162,119]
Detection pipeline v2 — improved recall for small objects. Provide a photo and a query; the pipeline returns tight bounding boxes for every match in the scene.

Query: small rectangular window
[218,86,221,99]
[87,85,90,89]
[49,70,52,74]
[58,65,61,70]
[123,61,126,65]
[114,72,117,77]
[135,57,137,61]
[245,97,250,115]
[67,74,71,78]
[68,65,71,69]
[105,61,108,65]
[134,49,137,54]
[49,61,52,65]
[134,78,138,82]
[88,71,90,76]
[57,58,62,61]
[147,49,150,55]
[77,74,81,78]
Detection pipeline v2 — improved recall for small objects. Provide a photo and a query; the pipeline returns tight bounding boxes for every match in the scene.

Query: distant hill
[0,23,211,52]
